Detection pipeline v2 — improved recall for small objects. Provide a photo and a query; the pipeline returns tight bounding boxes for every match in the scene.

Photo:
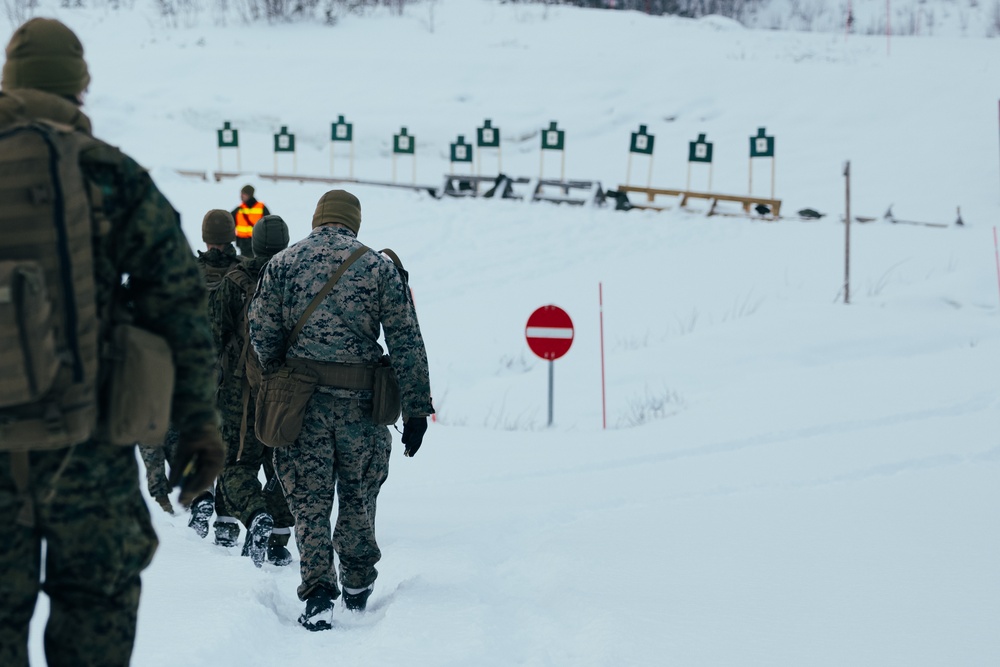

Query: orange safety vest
[234,201,266,238]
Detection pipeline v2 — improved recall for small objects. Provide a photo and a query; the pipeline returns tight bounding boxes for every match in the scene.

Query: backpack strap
[284,245,369,357]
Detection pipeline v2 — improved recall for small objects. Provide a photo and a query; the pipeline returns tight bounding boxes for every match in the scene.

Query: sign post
[393,127,416,184]
[525,305,574,428]
[627,124,655,188]
[749,127,776,199]
[273,126,296,175]
[844,160,851,305]
[687,133,714,191]
[330,115,354,179]
[217,121,240,172]
[450,134,474,175]
[540,121,566,181]
[476,119,502,178]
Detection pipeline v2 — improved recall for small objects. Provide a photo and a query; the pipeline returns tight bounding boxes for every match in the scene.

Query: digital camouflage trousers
[273,392,390,601]
[0,442,157,667]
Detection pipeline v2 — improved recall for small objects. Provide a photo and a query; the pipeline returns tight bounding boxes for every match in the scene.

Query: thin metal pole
[993,227,1000,310]
[218,148,222,174]
[330,143,335,177]
[599,283,607,430]
[547,360,554,427]
[748,158,753,196]
[844,161,852,305]
[626,153,633,186]
[646,155,654,189]
[771,157,776,200]
[350,140,355,179]
[236,147,242,172]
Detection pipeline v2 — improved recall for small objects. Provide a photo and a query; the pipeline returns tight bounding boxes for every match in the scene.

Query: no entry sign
[526,305,574,360]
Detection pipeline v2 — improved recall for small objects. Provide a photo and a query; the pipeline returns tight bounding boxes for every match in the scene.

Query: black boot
[298,589,334,632]
[213,519,240,547]
[241,511,273,568]
[342,585,373,612]
[187,493,214,539]
[267,532,292,566]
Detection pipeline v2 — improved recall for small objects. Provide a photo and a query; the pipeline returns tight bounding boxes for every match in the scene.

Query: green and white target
[273,126,296,175]
[540,121,567,181]
[748,127,776,199]
[330,115,355,179]
[686,133,714,192]
[476,119,502,176]
[216,121,241,173]
[626,124,656,187]
[392,127,417,184]
[451,135,473,164]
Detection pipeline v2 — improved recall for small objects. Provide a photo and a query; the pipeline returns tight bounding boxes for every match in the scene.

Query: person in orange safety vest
[231,184,271,257]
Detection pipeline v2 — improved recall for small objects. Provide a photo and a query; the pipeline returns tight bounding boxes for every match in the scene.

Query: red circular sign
[525,305,574,361]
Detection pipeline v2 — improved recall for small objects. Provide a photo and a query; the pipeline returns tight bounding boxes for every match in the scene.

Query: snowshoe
[241,511,273,568]
[187,493,214,539]
[342,585,373,612]
[298,590,333,632]
[153,495,174,515]
[214,520,240,548]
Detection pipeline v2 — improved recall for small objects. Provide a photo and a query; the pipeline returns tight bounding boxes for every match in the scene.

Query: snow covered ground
[12,1,1000,664]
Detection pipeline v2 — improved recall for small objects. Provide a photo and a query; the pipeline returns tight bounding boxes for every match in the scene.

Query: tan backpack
[0,121,173,452]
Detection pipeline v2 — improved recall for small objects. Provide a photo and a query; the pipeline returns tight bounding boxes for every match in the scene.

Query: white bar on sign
[526,327,574,339]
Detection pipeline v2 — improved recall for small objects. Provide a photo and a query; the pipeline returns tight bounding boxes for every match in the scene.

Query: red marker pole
[993,227,1000,310]
[599,283,607,430]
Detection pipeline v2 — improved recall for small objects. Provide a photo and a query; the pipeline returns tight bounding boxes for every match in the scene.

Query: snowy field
[12,1,1000,664]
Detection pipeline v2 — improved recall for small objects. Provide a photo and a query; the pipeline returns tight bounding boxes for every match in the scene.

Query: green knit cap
[312,190,361,235]
[252,215,289,258]
[202,209,235,245]
[2,18,90,96]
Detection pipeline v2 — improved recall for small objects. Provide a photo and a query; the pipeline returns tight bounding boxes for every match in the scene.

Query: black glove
[401,416,428,457]
[169,425,226,506]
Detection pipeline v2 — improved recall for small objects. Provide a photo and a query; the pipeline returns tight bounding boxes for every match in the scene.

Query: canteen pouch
[371,356,401,426]
[255,366,318,447]
[107,324,174,446]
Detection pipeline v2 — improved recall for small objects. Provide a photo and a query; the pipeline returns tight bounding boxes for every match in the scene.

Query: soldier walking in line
[249,190,433,631]
[0,18,224,666]
[212,215,295,566]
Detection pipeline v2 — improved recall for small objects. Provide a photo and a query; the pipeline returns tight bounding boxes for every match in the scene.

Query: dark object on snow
[754,203,771,216]
[884,205,897,223]
[955,207,964,227]
[343,586,374,612]
[798,208,825,219]
[298,590,334,632]
[604,189,633,211]
[483,173,516,199]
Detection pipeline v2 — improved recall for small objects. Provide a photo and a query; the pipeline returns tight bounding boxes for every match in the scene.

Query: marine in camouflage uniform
[139,210,240,517]
[211,215,295,566]
[248,190,432,630]
[0,19,223,667]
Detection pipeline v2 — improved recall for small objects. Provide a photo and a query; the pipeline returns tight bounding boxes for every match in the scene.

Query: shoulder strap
[284,245,369,356]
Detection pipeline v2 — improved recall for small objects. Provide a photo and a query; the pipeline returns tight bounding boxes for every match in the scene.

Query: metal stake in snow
[993,227,1000,311]
[217,121,241,173]
[599,284,607,430]
[330,115,355,179]
[844,160,852,305]
[525,306,574,428]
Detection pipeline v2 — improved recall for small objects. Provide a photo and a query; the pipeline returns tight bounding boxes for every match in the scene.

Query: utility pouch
[0,261,59,408]
[255,366,318,448]
[107,324,174,446]
[371,356,401,426]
